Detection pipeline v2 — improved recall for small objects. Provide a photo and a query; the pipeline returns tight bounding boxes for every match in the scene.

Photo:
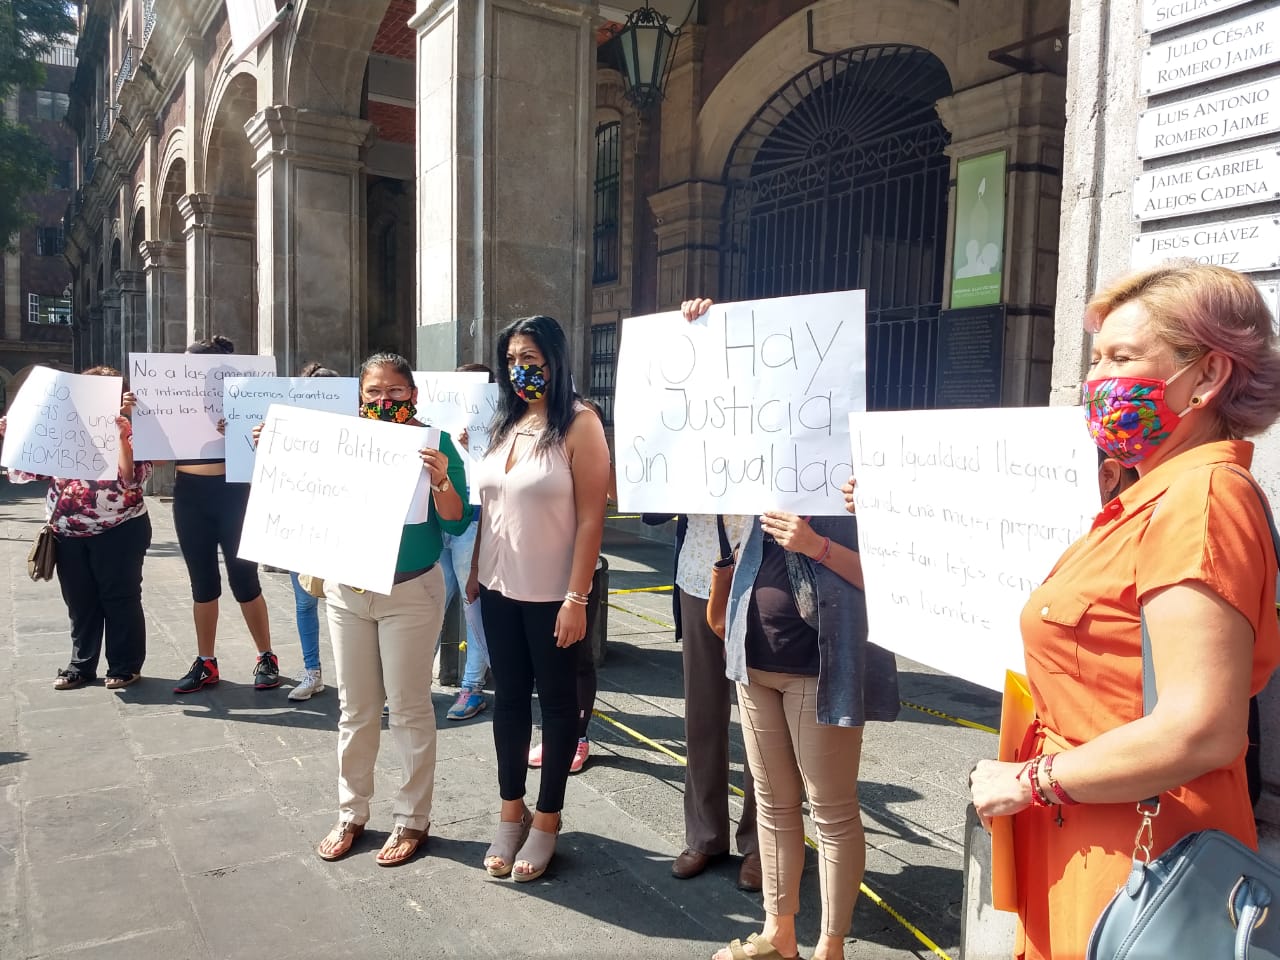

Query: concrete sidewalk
[0,484,997,959]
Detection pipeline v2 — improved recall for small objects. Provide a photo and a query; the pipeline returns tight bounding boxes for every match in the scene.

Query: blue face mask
[510,363,548,401]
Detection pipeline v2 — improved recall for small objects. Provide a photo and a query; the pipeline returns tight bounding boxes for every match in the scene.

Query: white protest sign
[223,377,359,483]
[411,371,497,506]
[614,290,866,515]
[1,367,123,481]
[849,406,1100,692]
[237,405,433,594]
[128,353,277,460]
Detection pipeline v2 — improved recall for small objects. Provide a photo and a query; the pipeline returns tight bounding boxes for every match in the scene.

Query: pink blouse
[474,426,577,603]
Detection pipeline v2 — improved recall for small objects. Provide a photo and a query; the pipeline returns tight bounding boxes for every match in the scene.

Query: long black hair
[490,315,575,452]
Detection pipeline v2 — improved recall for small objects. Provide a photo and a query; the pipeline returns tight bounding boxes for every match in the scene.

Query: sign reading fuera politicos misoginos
[1132,145,1280,221]
[1142,5,1280,96]
[1131,214,1280,272]
[1137,76,1280,158]
[1143,0,1256,33]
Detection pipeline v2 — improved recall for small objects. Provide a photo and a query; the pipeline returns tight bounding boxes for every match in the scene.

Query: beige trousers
[324,567,445,831]
[738,668,866,938]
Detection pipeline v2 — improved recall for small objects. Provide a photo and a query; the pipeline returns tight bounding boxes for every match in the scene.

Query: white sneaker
[288,667,325,701]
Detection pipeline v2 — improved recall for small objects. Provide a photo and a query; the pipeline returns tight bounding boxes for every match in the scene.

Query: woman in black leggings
[172,336,277,694]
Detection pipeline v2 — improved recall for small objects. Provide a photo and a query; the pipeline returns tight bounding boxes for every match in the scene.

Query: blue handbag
[1087,469,1280,960]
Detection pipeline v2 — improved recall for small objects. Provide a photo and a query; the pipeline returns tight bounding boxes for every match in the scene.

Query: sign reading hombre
[0,367,124,482]
[1131,214,1280,271]
[848,406,1100,691]
[1132,145,1280,221]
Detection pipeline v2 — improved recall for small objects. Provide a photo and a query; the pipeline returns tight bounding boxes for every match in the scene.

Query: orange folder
[992,669,1034,912]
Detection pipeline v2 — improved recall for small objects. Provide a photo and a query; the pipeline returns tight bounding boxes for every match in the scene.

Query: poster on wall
[950,150,1007,310]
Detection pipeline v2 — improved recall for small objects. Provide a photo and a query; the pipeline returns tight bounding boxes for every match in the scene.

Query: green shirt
[396,430,472,573]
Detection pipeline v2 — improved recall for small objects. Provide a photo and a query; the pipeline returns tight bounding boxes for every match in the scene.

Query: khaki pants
[324,567,445,831]
[738,668,865,938]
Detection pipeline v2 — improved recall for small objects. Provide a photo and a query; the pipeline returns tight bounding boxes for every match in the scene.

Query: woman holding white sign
[3,366,152,690]
[968,263,1280,959]
[466,315,611,883]
[315,352,470,868]
[171,336,279,695]
[683,299,900,960]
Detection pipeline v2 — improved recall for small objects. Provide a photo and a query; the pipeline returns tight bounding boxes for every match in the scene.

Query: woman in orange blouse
[969,262,1280,959]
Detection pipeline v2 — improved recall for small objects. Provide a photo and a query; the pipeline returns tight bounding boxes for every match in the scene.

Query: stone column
[3,249,19,340]
[101,284,123,371]
[648,182,724,311]
[178,193,256,351]
[86,302,104,367]
[410,0,595,378]
[114,268,147,358]
[138,240,187,352]
[935,71,1068,405]
[246,107,371,376]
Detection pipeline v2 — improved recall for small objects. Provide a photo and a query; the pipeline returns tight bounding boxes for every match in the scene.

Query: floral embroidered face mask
[361,398,416,424]
[509,363,548,401]
[1082,363,1197,467]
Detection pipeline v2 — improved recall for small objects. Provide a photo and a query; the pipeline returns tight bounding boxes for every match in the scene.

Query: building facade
[64,0,1069,422]
[1,39,77,405]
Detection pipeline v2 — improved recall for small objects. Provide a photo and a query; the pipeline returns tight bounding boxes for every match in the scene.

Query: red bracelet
[1043,753,1079,805]
[812,536,832,564]
[1026,756,1053,808]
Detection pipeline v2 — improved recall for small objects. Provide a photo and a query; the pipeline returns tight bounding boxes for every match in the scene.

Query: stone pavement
[0,483,1001,960]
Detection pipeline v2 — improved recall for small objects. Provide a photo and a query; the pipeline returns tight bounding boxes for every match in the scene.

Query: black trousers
[172,471,260,603]
[480,586,579,812]
[57,513,152,679]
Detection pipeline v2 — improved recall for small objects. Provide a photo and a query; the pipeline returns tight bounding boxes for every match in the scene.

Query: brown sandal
[721,933,800,960]
[105,674,141,690]
[53,669,86,690]
[316,820,365,861]
[376,824,426,867]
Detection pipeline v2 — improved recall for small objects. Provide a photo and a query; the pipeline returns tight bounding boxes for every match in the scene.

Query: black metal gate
[720,45,952,410]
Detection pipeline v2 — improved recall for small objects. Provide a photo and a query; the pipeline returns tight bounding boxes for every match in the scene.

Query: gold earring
[1190,395,1202,406]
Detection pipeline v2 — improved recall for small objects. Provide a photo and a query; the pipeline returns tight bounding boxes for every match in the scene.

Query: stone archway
[195,70,258,351]
[283,0,394,114]
[695,0,960,182]
[152,158,189,351]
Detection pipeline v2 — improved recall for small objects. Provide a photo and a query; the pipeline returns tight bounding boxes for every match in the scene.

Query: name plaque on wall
[1137,76,1280,157]
[1143,6,1280,96]
[1144,0,1256,33]
[1133,145,1280,220]
[934,305,1006,409]
[1132,214,1280,271]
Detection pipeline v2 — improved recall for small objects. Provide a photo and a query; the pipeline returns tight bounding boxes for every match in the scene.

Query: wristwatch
[432,476,452,493]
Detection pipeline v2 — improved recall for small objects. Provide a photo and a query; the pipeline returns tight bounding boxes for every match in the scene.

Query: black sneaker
[174,657,219,694]
[253,652,281,690]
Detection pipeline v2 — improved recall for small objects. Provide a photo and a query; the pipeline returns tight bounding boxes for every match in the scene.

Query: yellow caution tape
[605,601,678,630]
[899,700,997,735]
[590,706,954,960]
[608,585,674,595]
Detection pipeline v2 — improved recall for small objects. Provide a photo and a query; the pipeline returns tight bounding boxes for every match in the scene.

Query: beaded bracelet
[564,591,590,606]
[812,536,832,564]
[1043,753,1079,806]
[1026,756,1053,808]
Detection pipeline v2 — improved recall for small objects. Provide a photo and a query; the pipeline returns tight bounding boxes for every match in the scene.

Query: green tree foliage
[0,0,77,246]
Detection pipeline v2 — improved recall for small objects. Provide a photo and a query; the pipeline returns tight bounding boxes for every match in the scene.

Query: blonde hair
[1084,261,1280,437]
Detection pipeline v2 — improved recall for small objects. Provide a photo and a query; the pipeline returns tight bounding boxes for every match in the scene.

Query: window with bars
[28,294,72,325]
[588,322,618,426]
[35,227,65,256]
[592,121,621,286]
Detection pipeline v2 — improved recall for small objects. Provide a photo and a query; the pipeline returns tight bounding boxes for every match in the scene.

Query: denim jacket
[725,515,900,728]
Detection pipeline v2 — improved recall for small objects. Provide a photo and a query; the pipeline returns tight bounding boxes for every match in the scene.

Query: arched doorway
[720,44,952,410]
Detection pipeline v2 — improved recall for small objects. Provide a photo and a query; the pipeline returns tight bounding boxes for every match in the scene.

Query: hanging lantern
[615,5,680,111]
